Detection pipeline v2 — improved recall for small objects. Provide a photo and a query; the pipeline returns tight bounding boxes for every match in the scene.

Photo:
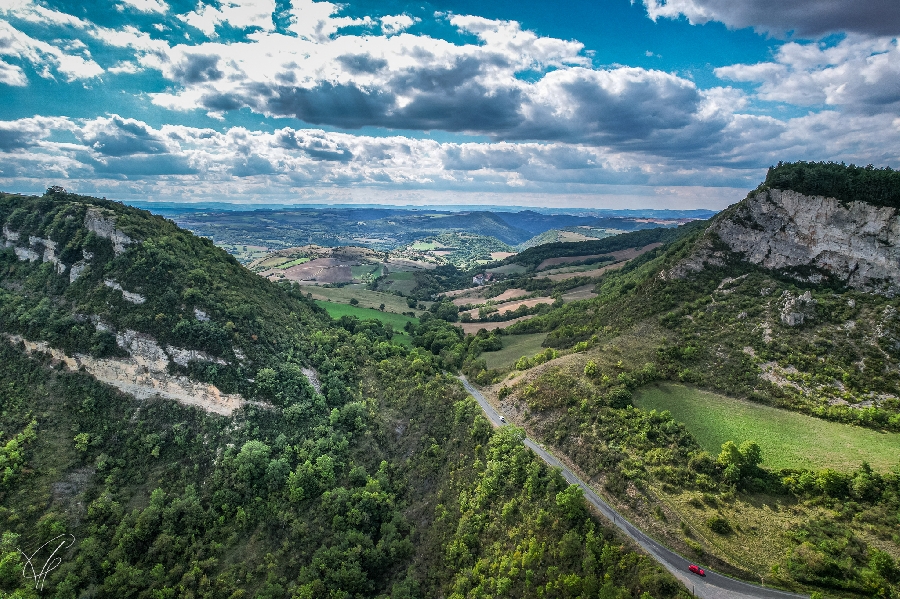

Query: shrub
[705,515,732,535]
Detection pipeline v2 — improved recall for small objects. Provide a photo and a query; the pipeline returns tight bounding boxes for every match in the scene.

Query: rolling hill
[467,162,900,598]
[0,188,684,598]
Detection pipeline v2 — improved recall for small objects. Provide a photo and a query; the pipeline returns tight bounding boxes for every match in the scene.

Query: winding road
[458,376,808,599]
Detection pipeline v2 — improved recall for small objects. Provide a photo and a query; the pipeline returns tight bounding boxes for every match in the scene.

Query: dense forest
[0,190,685,598]
[763,161,900,207]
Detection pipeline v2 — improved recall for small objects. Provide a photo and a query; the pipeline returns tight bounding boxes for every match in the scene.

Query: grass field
[306,286,424,315]
[410,241,439,250]
[350,264,382,279]
[634,383,900,472]
[486,263,528,275]
[277,257,310,269]
[484,333,547,370]
[379,271,417,295]
[314,300,417,344]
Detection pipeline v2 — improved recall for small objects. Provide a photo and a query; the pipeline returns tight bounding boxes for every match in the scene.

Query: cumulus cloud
[1,0,899,207]
[0,58,27,86]
[178,0,276,36]
[79,115,173,156]
[643,0,900,38]
[2,111,897,196]
[119,0,169,15]
[717,37,900,112]
[0,20,104,81]
[140,11,740,154]
[0,116,74,151]
[380,15,417,36]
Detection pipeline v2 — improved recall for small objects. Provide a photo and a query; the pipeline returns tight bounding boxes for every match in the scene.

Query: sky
[0,0,898,209]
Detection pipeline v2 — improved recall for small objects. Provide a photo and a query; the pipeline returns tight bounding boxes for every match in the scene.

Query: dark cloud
[275,130,354,161]
[257,82,396,129]
[0,129,33,151]
[442,146,529,171]
[644,0,900,37]
[231,155,275,177]
[170,54,224,83]
[81,116,168,156]
[336,54,388,74]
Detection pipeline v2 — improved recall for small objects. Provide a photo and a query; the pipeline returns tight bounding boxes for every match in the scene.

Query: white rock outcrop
[709,189,900,292]
[85,208,132,255]
[5,331,246,416]
[104,279,146,304]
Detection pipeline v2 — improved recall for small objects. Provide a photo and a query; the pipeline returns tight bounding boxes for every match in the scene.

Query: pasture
[483,333,548,370]
[306,286,426,315]
[314,300,418,344]
[634,383,900,472]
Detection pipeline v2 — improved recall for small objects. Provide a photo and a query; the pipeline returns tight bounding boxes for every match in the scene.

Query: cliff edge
[668,187,900,294]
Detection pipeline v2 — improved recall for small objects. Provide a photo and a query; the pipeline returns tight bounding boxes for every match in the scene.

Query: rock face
[672,188,900,293]
[84,207,132,255]
[5,331,246,416]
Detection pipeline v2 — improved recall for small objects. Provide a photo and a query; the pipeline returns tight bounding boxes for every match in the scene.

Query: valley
[3,1,898,597]
[1,163,899,599]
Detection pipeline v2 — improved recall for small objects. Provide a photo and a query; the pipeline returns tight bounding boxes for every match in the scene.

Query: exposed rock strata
[667,188,900,293]
[5,333,246,416]
[84,207,132,255]
[103,279,146,304]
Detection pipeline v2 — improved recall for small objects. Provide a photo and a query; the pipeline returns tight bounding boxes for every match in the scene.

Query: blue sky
[0,0,899,209]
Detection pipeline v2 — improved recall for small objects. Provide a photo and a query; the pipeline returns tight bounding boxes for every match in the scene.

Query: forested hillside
[469,165,900,597]
[0,189,684,598]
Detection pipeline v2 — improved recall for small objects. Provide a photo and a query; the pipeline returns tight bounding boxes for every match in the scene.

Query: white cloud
[380,15,417,35]
[0,58,27,86]
[178,0,276,36]
[0,21,104,81]
[0,116,76,150]
[716,37,900,111]
[286,0,373,42]
[642,0,900,38]
[108,61,142,74]
[119,0,169,14]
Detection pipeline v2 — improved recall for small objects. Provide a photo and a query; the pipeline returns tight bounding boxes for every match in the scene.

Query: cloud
[716,37,900,112]
[380,15,417,35]
[0,116,74,151]
[142,12,736,154]
[178,0,276,36]
[108,60,142,74]
[643,0,900,38]
[286,0,373,42]
[0,58,27,85]
[0,20,104,81]
[119,0,169,15]
[79,115,172,156]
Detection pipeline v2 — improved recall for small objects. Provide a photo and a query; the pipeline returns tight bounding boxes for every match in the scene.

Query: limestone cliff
[668,188,900,293]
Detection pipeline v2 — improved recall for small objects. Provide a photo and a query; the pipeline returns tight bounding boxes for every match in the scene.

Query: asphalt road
[458,376,808,599]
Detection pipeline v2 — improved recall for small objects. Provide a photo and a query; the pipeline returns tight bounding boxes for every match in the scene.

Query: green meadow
[634,383,900,472]
[314,300,418,345]
[483,333,548,370]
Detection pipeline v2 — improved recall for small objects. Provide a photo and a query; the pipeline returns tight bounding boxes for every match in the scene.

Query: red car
[688,564,705,576]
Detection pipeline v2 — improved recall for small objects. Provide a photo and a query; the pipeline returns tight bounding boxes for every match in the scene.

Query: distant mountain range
[156,205,712,254]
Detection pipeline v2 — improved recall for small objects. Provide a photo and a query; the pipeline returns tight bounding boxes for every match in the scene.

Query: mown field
[378,271,417,295]
[634,383,900,472]
[306,285,426,315]
[484,333,548,370]
[314,300,418,344]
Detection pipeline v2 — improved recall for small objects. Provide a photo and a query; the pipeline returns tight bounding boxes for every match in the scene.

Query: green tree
[717,441,742,468]
[556,484,587,521]
[738,440,762,469]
